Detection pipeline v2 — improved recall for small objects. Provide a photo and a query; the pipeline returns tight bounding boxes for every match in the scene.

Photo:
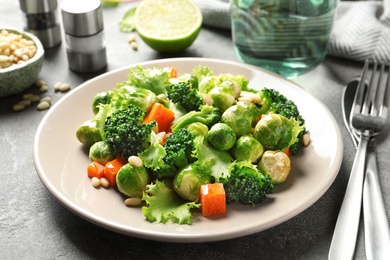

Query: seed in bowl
[0,29,37,69]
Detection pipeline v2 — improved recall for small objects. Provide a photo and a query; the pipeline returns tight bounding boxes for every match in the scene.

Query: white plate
[33,58,343,242]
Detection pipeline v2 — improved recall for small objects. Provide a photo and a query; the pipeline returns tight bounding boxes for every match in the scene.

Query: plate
[33,58,343,242]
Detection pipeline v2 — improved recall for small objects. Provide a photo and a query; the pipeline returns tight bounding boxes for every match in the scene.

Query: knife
[343,80,390,260]
[363,137,390,260]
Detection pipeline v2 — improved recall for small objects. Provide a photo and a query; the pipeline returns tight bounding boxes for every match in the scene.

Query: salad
[76,65,307,224]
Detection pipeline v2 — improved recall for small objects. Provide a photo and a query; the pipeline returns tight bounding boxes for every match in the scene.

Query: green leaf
[142,180,200,224]
[102,0,121,8]
[119,7,137,32]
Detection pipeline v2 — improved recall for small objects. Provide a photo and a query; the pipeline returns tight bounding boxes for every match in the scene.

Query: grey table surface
[1,1,390,259]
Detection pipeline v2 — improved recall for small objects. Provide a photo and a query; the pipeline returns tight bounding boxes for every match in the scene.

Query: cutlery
[342,79,390,260]
[329,60,390,260]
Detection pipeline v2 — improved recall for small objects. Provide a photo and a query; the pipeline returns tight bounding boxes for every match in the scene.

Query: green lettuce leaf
[119,7,137,32]
[142,180,200,224]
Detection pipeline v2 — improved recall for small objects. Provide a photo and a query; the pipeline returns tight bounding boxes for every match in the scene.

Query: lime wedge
[135,0,203,53]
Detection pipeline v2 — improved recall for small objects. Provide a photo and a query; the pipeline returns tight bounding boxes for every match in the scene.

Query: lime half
[135,0,203,53]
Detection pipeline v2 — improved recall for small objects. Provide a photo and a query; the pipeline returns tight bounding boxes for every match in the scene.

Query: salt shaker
[19,0,62,48]
[60,0,107,73]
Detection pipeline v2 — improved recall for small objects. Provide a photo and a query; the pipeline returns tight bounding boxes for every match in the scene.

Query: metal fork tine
[353,60,370,115]
[373,62,387,116]
[379,63,390,118]
[363,60,378,115]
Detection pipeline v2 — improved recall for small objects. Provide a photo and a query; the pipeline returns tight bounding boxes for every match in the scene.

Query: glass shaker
[19,0,62,48]
[60,0,107,73]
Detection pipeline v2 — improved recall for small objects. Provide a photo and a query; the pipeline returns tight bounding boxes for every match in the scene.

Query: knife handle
[363,148,390,260]
[329,136,369,260]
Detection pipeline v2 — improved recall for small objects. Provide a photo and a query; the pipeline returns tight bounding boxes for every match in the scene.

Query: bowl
[0,27,45,97]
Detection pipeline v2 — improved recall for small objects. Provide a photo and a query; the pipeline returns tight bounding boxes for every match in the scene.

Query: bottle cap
[61,0,103,36]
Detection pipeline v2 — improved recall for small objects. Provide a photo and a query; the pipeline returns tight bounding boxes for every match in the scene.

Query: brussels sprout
[76,104,111,149]
[116,163,150,198]
[253,113,303,150]
[173,163,210,201]
[231,135,264,163]
[76,119,103,149]
[89,141,115,165]
[207,123,236,151]
[92,91,112,114]
[208,83,236,112]
[186,122,209,137]
[258,150,291,184]
[221,101,253,137]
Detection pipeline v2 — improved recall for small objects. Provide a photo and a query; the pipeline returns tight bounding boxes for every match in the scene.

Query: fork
[329,60,390,260]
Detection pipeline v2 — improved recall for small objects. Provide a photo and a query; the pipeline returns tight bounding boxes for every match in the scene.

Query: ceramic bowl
[0,27,45,97]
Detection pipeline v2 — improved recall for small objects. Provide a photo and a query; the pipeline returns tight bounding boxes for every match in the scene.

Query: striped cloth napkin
[195,0,390,63]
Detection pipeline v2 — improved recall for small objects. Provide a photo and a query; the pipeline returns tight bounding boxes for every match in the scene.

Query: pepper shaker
[19,0,62,48]
[60,0,107,73]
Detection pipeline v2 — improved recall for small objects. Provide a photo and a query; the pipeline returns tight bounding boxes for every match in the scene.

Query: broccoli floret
[171,104,221,132]
[167,80,203,112]
[163,128,196,168]
[258,88,305,155]
[103,104,155,159]
[140,128,196,179]
[221,161,274,205]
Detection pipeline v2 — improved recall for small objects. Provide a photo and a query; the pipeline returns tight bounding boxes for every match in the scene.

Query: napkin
[195,0,390,63]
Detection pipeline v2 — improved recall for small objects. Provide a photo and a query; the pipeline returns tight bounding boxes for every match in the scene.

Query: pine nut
[128,34,136,43]
[238,96,253,102]
[0,30,38,69]
[39,84,48,93]
[91,177,101,188]
[58,83,71,92]
[22,93,34,100]
[18,99,31,106]
[130,41,138,50]
[12,104,25,112]
[124,197,142,206]
[35,79,46,87]
[128,156,143,167]
[100,177,110,188]
[303,133,311,147]
[29,94,41,102]
[0,55,9,62]
[54,82,62,92]
[40,96,51,104]
[37,101,50,110]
